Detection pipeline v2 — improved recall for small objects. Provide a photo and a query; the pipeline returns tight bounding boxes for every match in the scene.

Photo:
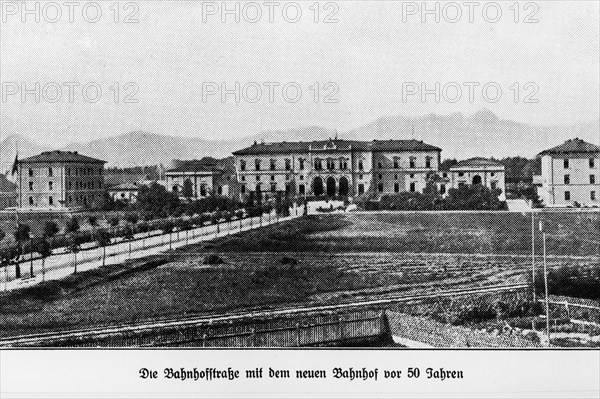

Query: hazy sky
[1,0,599,146]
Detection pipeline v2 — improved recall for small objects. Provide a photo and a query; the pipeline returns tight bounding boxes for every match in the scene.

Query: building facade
[448,158,506,200]
[107,183,139,203]
[232,139,442,199]
[165,158,237,199]
[17,151,106,210]
[535,138,600,207]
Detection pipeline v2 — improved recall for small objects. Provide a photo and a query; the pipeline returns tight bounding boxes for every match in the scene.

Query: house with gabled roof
[448,158,506,200]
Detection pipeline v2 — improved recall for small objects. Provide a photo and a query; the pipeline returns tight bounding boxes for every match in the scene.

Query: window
[339,159,348,170]
[358,184,364,195]
[29,197,34,205]
[564,159,569,168]
[565,191,571,201]
[410,174,415,179]
[285,174,290,180]
[564,175,570,184]
[255,159,261,171]
[378,183,383,192]
[241,175,245,181]
[440,184,446,195]
[359,174,363,180]
[48,167,53,177]
[442,172,448,178]
[378,174,383,180]
[327,159,335,170]
[314,159,322,170]
[256,184,262,192]
[217,186,223,195]
[591,191,596,201]
[270,160,276,171]
[66,168,70,176]
[285,184,291,194]
[358,160,363,171]
[28,168,33,176]
[200,185,207,196]
[285,159,291,171]
[590,158,596,168]
[68,195,72,203]
[491,181,497,190]
[271,175,275,181]
[68,182,72,189]
[48,181,53,190]
[299,175,304,180]
[29,182,34,191]
[299,184,305,195]
[377,162,383,169]
[590,175,596,184]
[394,174,398,180]
[410,182,416,192]
[458,172,464,177]
[409,158,416,168]
[425,157,431,168]
[270,183,276,193]
[394,182,400,193]
[240,160,246,171]
[256,175,261,181]
[394,159,399,169]
[299,159,305,170]
[490,172,495,177]
[49,196,53,205]
[240,184,246,194]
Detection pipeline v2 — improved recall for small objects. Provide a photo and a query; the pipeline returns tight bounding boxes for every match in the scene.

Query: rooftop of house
[232,138,441,155]
[19,150,106,164]
[107,183,139,191]
[450,157,505,169]
[166,157,234,174]
[538,138,600,156]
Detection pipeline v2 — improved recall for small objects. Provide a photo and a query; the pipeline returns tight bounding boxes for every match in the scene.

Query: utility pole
[540,221,550,345]
[531,211,536,302]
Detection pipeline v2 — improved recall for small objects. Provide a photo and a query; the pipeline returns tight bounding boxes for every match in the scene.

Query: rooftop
[232,138,441,155]
[107,183,139,191]
[19,150,106,164]
[450,157,505,169]
[538,138,600,156]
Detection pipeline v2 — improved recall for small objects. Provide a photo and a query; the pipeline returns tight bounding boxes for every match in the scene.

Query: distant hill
[2,110,598,166]
[0,134,50,173]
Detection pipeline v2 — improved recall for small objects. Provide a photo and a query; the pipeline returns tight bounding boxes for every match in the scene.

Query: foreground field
[1,211,597,337]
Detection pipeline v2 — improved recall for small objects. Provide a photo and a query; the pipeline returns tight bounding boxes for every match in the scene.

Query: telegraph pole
[540,221,551,345]
[531,211,536,302]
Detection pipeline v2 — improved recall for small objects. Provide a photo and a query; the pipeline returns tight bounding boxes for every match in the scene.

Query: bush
[203,254,225,265]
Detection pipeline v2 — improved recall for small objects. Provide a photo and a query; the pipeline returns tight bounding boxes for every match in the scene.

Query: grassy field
[0,211,597,337]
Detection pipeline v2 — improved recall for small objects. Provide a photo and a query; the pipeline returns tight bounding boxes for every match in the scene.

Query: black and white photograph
[0,0,598,397]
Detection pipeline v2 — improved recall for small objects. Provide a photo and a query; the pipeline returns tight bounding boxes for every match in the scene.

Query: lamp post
[531,211,536,302]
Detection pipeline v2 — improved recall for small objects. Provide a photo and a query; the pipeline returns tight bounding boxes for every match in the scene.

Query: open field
[1,211,597,338]
[205,212,600,256]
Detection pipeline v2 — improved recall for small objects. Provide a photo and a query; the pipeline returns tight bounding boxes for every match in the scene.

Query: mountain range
[1,109,598,168]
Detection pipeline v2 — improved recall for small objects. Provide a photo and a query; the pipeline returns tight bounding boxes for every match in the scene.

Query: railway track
[0,283,528,347]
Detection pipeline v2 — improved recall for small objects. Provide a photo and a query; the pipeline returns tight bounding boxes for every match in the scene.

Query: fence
[0,309,389,348]
[543,295,600,324]
[387,312,543,348]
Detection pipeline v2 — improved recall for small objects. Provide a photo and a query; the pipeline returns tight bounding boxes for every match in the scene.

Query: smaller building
[17,150,106,210]
[165,158,237,199]
[535,138,600,207]
[448,158,506,200]
[107,183,139,203]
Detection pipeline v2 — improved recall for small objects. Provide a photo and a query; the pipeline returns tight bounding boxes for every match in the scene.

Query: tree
[108,216,120,227]
[137,182,180,216]
[0,246,20,283]
[35,239,52,281]
[124,213,139,225]
[43,221,59,238]
[182,178,194,200]
[122,226,135,259]
[64,217,80,234]
[95,230,112,267]
[67,233,84,274]
[88,215,98,228]
[13,223,31,279]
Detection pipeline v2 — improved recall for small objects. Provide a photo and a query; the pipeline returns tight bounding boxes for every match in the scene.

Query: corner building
[232,139,441,199]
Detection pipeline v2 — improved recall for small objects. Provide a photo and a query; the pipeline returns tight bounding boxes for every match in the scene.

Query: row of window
[564,191,597,201]
[28,180,102,191]
[27,167,103,177]
[563,159,596,169]
[27,194,97,206]
[240,157,434,172]
[563,175,596,184]
[172,185,224,196]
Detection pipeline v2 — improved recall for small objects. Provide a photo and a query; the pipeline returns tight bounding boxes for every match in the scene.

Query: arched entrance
[472,175,482,185]
[313,177,324,196]
[338,176,349,196]
[326,177,336,197]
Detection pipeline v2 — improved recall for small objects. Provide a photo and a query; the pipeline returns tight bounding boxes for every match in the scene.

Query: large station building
[232,138,442,199]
